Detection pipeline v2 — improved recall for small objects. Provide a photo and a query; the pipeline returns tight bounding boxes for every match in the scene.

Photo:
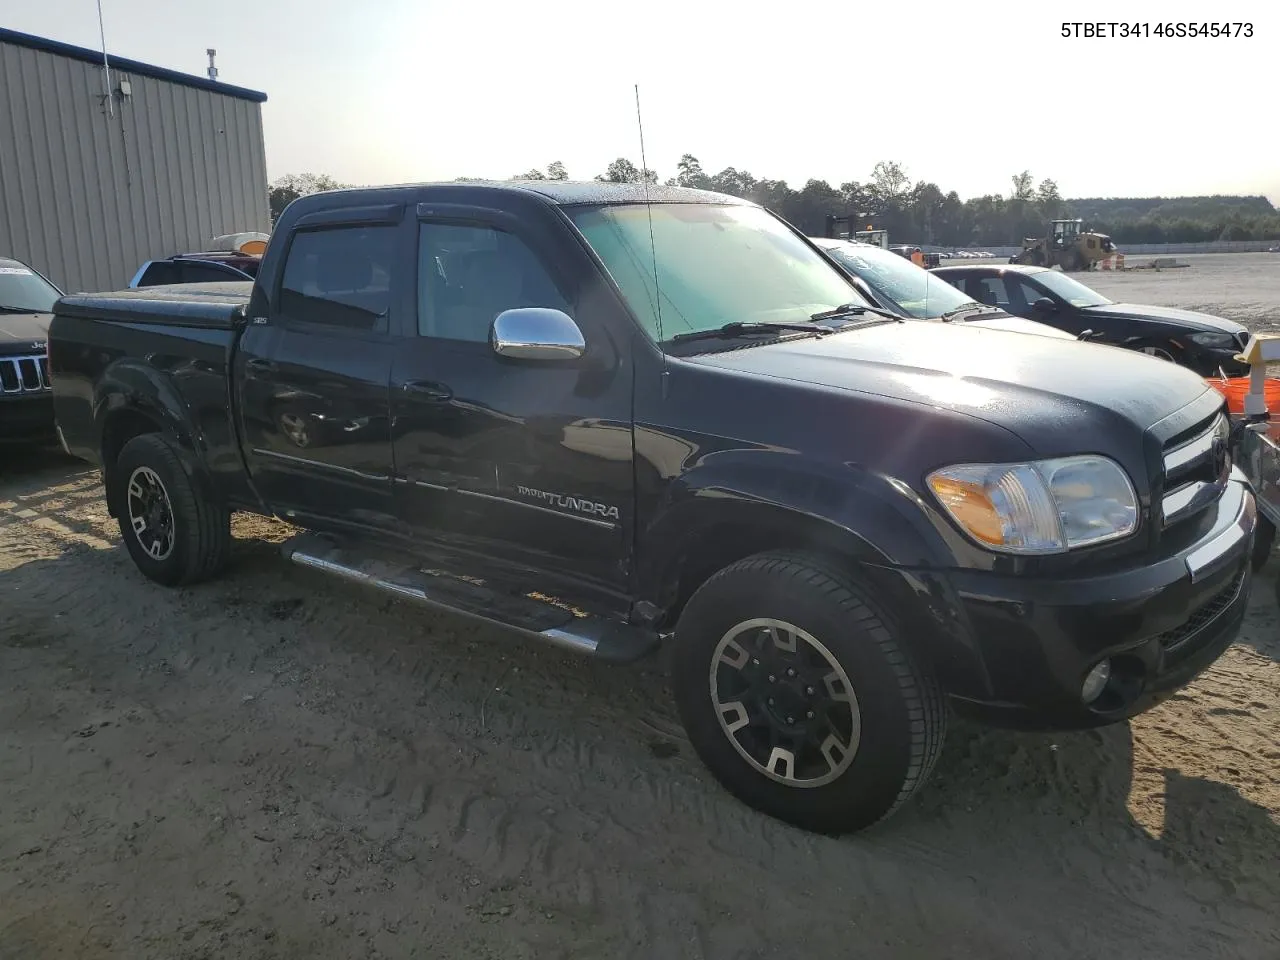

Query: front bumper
[1188,343,1249,378]
[0,394,56,444]
[943,475,1255,730]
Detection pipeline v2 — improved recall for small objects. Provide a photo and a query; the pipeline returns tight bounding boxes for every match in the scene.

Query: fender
[637,445,966,603]
[635,447,996,698]
[94,356,203,464]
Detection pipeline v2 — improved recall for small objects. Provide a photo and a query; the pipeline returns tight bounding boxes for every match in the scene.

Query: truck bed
[54,282,251,328]
[48,282,257,507]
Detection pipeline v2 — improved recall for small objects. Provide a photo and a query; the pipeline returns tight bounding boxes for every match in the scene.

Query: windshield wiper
[940,302,1002,322]
[0,304,43,314]
[670,320,833,344]
[809,302,903,324]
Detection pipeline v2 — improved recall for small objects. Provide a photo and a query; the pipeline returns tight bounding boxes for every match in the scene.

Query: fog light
[1081,659,1112,704]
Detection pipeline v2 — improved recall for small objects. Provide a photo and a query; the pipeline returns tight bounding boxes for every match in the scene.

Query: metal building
[0,27,269,295]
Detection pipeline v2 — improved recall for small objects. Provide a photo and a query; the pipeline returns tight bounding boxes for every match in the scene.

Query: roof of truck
[350,180,753,207]
[505,181,750,205]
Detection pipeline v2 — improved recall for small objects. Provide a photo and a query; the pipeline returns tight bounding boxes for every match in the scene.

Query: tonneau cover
[55,282,251,329]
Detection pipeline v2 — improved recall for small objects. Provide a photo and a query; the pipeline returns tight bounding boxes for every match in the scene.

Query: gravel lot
[3,254,1280,959]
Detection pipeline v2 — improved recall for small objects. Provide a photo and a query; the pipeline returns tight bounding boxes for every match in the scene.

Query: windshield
[1031,269,1112,308]
[566,203,870,342]
[0,262,61,312]
[819,241,974,319]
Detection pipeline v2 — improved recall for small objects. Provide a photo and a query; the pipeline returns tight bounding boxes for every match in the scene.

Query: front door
[389,210,635,609]
[236,215,410,531]
[1009,275,1083,334]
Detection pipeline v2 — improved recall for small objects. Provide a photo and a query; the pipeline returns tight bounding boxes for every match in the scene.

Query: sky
[5,1,1276,203]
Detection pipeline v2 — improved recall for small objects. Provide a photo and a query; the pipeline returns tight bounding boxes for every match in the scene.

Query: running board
[280,533,659,663]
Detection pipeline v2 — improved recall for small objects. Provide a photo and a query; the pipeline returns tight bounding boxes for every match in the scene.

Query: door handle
[401,380,452,402]
[246,358,279,373]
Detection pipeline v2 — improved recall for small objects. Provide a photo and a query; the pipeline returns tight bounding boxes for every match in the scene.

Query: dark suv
[0,255,60,446]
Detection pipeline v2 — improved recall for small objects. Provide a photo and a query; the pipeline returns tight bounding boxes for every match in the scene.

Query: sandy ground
[4,254,1280,959]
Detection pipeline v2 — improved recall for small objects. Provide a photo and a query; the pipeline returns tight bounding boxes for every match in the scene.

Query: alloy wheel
[126,465,176,561]
[709,618,861,788]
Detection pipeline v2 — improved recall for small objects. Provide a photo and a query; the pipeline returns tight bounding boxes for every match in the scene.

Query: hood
[0,311,52,349]
[1081,302,1244,334]
[687,320,1215,464]
[963,314,1076,340]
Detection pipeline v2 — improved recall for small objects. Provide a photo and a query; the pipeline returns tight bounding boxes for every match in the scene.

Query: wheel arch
[640,483,994,701]
[95,365,214,517]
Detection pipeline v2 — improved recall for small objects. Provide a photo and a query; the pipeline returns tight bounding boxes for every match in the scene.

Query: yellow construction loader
[1011,219,1117,271]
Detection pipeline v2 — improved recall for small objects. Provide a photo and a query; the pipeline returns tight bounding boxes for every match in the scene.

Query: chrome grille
[1161,411,1229,528]
[0,354,51,394]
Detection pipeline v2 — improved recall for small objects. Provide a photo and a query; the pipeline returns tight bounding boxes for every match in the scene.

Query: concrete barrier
[1124,257,1190,271]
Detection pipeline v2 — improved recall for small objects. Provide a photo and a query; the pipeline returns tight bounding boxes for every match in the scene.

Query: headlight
[927,455,1138,554]
[1187,331,1239,349]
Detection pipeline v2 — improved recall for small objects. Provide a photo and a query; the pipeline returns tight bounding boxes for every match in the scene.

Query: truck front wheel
[671,552,947,834]
[109,434,231,587]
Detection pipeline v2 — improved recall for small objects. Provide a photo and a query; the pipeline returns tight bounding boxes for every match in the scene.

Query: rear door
[235,207,411,532]
[389,205,635,607]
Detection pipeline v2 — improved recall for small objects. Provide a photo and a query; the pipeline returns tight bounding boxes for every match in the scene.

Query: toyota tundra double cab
[48,182,1256,834]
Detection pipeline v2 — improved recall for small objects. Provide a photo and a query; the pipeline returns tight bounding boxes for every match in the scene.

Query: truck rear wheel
[110,434,230,587]
[671,552,947,834]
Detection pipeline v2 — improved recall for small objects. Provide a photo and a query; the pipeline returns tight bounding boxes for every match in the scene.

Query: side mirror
[1032,297,1057,313]
[491,308,586,361]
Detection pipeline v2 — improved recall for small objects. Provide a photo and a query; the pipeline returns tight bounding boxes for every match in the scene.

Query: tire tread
[688,550,947,826]
[113,434,231,586]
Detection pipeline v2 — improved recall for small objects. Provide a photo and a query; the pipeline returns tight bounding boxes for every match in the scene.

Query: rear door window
[178,261,247,283]
[278,226,397,333]
[136,261,180,286]
[974,276,1011,309]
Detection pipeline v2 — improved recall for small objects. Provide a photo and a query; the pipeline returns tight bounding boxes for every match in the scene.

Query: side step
[280,533,659,663]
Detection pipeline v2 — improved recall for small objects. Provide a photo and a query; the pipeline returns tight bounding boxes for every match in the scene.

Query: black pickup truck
[49,182,1257,834]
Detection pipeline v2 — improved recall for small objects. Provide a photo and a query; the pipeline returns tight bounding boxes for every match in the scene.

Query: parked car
[0,255,59,446]
[50,182,1256,835]
[932,263,1250,377]
[129,252,257,288]
[810,237,1075,341]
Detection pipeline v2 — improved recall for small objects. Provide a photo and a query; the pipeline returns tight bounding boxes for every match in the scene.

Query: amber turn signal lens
[926,475,1005,545]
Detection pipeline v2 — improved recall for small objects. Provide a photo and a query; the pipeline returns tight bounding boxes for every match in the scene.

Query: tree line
[267,160,1280,247]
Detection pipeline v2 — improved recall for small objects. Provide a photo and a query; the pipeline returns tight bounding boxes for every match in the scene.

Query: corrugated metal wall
[0,39,268,294]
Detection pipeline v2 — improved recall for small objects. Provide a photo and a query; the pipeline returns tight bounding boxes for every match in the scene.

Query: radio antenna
[634,84,666,363]
[96,0,114,117]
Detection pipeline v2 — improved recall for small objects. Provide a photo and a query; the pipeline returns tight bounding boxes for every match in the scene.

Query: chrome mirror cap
[491,308,586,361]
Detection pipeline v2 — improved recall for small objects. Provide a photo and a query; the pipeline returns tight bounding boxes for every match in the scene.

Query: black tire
[1252,516,1275,572]
[671,552,947,835]
[109,433,231,587]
